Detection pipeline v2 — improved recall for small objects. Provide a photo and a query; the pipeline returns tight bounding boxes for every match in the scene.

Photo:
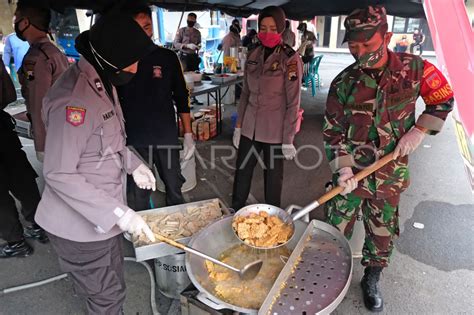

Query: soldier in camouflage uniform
[323,6,453,312]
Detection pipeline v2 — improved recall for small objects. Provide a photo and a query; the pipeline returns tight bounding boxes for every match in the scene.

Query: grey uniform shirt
[237,45,303,144]
[35,58,142,242]
[222,32,241,56]
[173,27,201,54]
[18,37,68,152]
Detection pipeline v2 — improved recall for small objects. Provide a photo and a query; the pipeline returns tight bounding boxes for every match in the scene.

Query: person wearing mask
[174,12,202,105]
[232,6,303,211]
[0,58,47,258]
[242,29,258,50]
[14,1,68,162]
[2,18,30,80]
[282,20,296,47]
[323,6,453,312]
[35,14,157,313]
[410,27,425,55]
[118,6,194,209]
[297,22,317,63]
[221,19,242,57]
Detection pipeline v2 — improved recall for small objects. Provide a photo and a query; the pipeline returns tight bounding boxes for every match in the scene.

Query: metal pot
[185,215,308,314]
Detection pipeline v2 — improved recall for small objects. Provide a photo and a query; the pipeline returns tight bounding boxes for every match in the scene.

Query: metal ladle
[154,233,263,280]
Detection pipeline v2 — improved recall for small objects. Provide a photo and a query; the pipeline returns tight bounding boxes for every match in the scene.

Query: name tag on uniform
[153,66,162,79]
[346,103,374,111]
[102,110,115,122]
[247,60,258,65]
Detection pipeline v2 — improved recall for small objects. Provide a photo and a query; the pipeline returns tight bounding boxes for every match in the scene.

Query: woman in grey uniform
[35,14,157,314]
[232,6,303,211]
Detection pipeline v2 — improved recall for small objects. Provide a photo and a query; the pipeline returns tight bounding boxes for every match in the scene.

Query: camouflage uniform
[323,6,454,267]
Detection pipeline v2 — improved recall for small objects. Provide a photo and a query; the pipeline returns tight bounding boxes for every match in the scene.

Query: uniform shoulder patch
[66,106,86,126]
[282,44,296,57]
[287,60,298,81]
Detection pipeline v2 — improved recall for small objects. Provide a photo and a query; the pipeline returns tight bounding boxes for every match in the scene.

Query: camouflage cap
[343,5,387,43]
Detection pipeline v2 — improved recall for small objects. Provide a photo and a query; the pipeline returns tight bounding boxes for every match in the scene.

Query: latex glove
[182,133,196,161]
[117,209,156,242]
[186,43,198,50]
[36,151,44,162]
[393,127,426,159]
[233,128,241,149]
[337,167,358,196]
[132,164,156,191]
[282,144,297,160]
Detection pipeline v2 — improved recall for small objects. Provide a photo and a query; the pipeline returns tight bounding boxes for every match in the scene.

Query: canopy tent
[46,0,425,18]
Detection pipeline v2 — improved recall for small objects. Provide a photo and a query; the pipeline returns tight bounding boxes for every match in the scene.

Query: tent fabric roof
[47,0,425,18]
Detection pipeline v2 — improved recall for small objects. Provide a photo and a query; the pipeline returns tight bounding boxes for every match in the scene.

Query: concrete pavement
[0,53,472,315]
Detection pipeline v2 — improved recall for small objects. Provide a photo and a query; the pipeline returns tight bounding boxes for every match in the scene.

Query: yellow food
[205,244,291,309]
[232,211,293,248]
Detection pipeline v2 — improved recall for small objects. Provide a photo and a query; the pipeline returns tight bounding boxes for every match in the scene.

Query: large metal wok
[185,215,309,314]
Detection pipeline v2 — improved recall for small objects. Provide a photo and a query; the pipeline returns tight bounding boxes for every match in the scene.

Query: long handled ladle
[291,152,395,221]
[154,233,263,280]
[233,152,396,250]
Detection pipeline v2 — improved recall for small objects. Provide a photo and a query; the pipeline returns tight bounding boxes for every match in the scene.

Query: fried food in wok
[205,244,291,309]
[232,211,293,248]
[134,200,222,246]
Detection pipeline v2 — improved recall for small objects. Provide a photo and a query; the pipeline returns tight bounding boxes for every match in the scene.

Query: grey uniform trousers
[48,233,126,315]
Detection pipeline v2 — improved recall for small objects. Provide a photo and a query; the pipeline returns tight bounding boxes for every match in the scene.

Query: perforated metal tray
[259,220,352,315]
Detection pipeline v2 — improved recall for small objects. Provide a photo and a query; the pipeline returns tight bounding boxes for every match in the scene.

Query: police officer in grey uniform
[1,58,47,258]
[14,1,68,162]
[174,12,202,105]
[35,14,157,313]
[232,6,303,211]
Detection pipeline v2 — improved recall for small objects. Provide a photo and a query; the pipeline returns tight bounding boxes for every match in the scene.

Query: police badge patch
[66,106,86,126]
[287,61,298,81]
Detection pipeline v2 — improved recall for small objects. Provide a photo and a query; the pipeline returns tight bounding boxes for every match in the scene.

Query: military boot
[24,224,49,243]
[0,239,34,258]
[361,266,383,312]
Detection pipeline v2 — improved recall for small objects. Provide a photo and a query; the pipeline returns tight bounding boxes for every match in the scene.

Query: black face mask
[14,18,29,41]
[89,41,136,86]
[230,25,241,34]
[106,69,135,86]
[187,20,196,28]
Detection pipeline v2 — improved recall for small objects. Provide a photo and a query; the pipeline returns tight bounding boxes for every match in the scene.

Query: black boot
[24,224,49,243]
[0,239,34,258]
[361,266,384,312]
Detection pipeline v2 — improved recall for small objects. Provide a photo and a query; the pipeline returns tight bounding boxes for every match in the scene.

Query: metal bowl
[185,215,308,313]
[232,204,296,250]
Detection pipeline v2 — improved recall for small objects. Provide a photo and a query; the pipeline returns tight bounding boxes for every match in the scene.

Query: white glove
[132,164,156,191]
[282,144,297,160]
[182,133,195,161]
[117,209,156,242]
[337,167,358,196]
[36,151,44,162]
[233,128,241,149]
[186,43,198,50]
[393,127,426,159]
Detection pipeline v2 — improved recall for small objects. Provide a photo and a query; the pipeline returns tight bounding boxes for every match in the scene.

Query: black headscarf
[75,13,155,97]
